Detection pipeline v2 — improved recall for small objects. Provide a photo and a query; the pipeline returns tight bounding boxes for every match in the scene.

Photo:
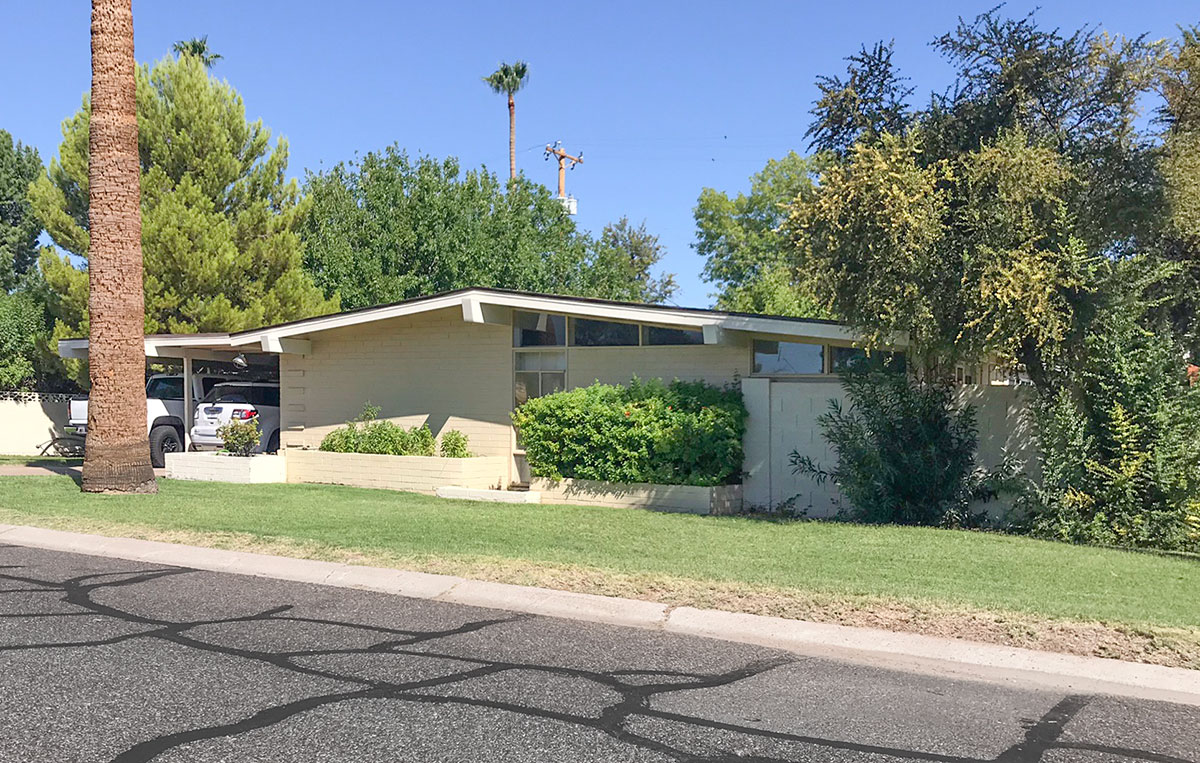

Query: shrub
[217,417,261,457]
[440,429,471,458]
[512,377,747,487]
[793,369,1019,526]
[1025,312,1200,552]
[411,424,436,456]
[318,404,445,457]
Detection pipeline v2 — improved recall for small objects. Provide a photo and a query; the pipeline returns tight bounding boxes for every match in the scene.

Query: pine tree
[30,52,336,384]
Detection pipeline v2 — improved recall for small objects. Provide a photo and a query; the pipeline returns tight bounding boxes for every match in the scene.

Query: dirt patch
[5,514,1198,670]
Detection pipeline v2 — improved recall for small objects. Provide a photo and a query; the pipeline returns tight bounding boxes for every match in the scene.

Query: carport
[57,333,289,452]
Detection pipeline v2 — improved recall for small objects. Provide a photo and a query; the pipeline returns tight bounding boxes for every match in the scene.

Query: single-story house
[58,287,1029,514]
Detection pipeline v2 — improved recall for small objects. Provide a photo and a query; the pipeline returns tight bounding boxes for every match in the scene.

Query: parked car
[189,382,282,454]
[68,373,237,468]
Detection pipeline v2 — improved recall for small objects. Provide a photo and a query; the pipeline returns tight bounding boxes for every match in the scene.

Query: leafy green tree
[0,292,45,390]
[806,9,1163,253]
[598,217,676,304]
[1160,26,1200,356]
[171,36,221,68]
[788,129,1093,385]
[806,41,913,156]
[0,130,43,292]
[693,152,828,316]
[301,147,673,309]
[29,52,336,383]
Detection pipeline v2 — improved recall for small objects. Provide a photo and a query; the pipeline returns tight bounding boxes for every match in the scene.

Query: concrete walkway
[1,522,1197,707]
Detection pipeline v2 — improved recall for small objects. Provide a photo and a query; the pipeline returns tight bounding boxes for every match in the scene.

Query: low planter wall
[286,449,507,494]
[165,452,287,484]
[532,478,743,515]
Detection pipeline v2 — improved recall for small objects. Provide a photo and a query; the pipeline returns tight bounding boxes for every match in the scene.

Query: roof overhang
[58,288,906,361]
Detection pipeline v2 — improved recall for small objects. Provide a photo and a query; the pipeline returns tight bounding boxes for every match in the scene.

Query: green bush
[1026,311,1200,552]
[440,429,471,458]
[512,377,747,487]
[217,417,261,457]
[318,403,443,457]
[793,369,1020,526]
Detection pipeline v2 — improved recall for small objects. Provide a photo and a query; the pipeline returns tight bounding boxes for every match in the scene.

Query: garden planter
[285,449,507,495]
[532,478,742,515]
[164,451,287,484]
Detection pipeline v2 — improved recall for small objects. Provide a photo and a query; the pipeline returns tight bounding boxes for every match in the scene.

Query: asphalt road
[1,544,1197,763]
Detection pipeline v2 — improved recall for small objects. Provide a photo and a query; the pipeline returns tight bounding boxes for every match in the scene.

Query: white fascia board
[228,292,468,345]
[259,336,311,355]
[58,334,237,360]
[470,291,884,344]
[225,289,895,348]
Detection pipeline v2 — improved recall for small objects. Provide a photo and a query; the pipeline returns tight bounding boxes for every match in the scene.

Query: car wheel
[266,430,280,454]
[149,425,182,468]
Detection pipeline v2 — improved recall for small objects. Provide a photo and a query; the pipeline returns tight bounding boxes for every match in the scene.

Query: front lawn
[1,475,1198,666]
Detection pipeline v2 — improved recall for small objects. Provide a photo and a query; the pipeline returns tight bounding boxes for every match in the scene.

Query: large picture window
[571,317,640,347]
[752,340,825,375]
[644,325,704,345]
[831,346,906,373]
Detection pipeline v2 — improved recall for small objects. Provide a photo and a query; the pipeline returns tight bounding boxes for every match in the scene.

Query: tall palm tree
[483,61,530,180]
[82,0,157,494]
[172,35,222,68]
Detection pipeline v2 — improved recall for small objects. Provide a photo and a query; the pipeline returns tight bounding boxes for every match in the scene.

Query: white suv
[68,373,237,468]
[189,382,282,454]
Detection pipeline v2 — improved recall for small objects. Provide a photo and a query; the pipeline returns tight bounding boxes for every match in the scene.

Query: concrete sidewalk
[2,522,1197,706]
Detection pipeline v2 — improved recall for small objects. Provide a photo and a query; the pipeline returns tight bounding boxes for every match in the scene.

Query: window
[832,346,906,373]
[571,318,639,347]
[644,326,704,345]
[146,377,184,400]
[753,340,825,375]
[514,350,566,407]
[252,386,281,407]
[203,385,249,404]
[513,311,565,347]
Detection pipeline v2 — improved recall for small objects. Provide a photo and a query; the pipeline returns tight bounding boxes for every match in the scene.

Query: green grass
[0,455,81,465]
[1,475,1197,632]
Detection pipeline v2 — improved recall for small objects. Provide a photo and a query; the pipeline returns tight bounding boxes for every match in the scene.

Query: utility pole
[544,141,582,214]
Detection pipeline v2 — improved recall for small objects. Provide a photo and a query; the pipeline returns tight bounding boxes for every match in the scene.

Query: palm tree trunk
[508,93,516,180]
[82,0,157,493]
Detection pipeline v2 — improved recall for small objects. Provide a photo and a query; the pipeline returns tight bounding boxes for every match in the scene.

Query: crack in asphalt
[0,561,1192,763]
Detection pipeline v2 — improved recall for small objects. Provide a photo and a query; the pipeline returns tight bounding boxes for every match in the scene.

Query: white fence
[741,378,1034,517]
[0,392,73,456]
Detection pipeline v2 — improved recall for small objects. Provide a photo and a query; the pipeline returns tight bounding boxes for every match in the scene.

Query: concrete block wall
[0,393,71,456]
[742,377,1035,517]
[165,452,287,484]
[533,478,742,515]
[287,450,508,494]
[278,307,515,468]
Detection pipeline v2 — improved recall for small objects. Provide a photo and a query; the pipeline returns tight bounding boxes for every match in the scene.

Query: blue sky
[1,1,1193,307]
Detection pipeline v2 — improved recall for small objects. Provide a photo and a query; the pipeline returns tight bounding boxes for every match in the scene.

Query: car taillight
[232,409,258,420]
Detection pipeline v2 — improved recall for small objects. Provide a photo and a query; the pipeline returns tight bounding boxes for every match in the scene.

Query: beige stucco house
[58,288,1028,513]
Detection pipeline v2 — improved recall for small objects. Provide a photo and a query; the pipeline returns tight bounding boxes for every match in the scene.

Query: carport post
[182,353,193,452]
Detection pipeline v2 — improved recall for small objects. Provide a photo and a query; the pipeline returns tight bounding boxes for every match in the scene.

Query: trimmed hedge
[512,377,747,487]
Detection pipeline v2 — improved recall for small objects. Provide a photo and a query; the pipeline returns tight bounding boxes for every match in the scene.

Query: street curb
[2,523,1198,706]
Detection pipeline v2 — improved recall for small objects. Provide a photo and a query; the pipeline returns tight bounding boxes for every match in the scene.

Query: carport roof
[59,287,905,360]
